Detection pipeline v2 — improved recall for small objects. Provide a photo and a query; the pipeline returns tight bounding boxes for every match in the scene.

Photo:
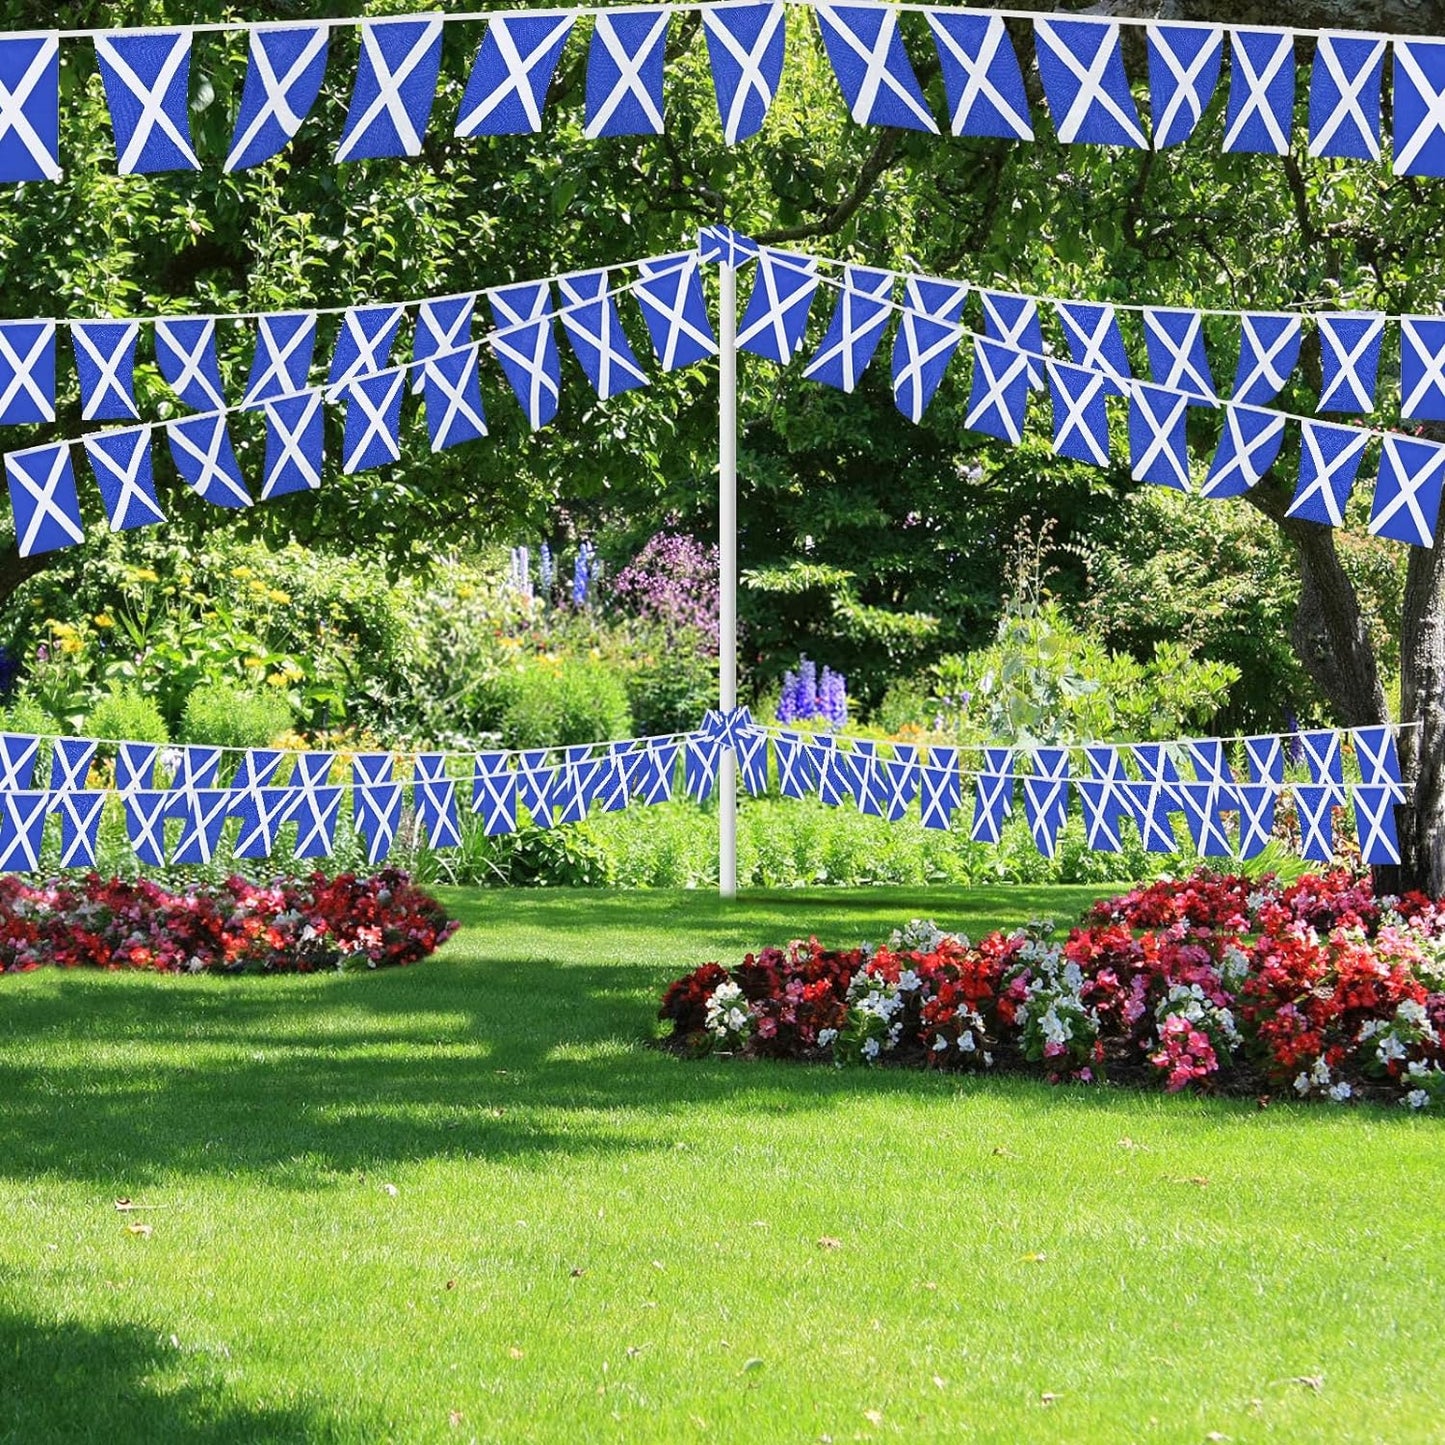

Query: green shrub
[0,695,56,737]
[180,681,292,750]
[499,657,632,749]
[625,626,717,736]
[87,687,168,745]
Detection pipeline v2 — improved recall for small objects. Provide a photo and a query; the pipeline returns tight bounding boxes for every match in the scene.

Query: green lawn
[1,885,1441,1444]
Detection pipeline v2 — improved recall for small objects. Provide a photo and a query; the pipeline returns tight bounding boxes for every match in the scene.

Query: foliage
[496,655,633,751]
[660,871,1445,1108]
[610,532,719,644]
[86,686,168,746]
[0,869,456,975]
[179,680,291,750]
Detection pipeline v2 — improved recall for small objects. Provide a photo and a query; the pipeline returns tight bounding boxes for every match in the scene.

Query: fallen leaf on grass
[570,1267,587,1278]
[626,1345,644,1359]
[817,1236,843,1251]
[740,1358,764,1374]
[382,1183,399,1197]
[448,1410,464,1429]
[1040,1392,1059,1406]
[1292,1375,1324,1392]
[1021,1251,1047,1263]
[1206,1432,1230,1442]
[124,1222,152,1239]
[651,1259,665,1270]
[445,1279,456,1291]
[991,1146,1017,1158]
[920,1281,938,1291]
[932,1375,947,1389]
[863,1408,884,1426]
[114,1199,169,1212]
[508,1347,524,1360]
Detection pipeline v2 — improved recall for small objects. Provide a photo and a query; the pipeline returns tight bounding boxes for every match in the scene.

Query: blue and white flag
[1179,782,1236,858]
[971,748,1012,844]
[413,755,462,849]
[1223,29,1295,155]
[632,257,716,372]
[0,35,61,182]
[965,339,1032,445]
[814,741,849,809]
[736,728,770,797]
[1317,314,1384,413]
[516,751,553,826]
[1287,420,1369,527]
[473,762,518,836]
[5,443,83,557]
[117,742,159,791]
[337,17,443,161]
[341,370,406,475]
[772,731,814,799]
[456,14,572,136]
[329,305,404,392]
[354,766,403,863]
[261,389,324,499]
[123,789,170,867]
[0,733,37,791]
[592,755,628,814]
[0,321,56,424]
[172,745,221,790]
[1370,434,1445,548]
[1244,734,1285,786]
[412,297,474,390]
[1055,302,1130,390]
[1023,748,1069,858]
[95,30,199,174]
[558,270,647,399]
[851,743,881,815]
[980,292,1045,386]
[877,756,920,823]
[234,749,285,789]
[0,791,48,871]
[683,734,721,803]
[1185,739,1232,785]
[585,9,669,138]
[919,746,960,831]
[892,277,967,423]
[697,223,759,269]
[490,282,561,429]
[171,788,230,866]
[1294,784,1336,862]
[290,752,340,859]
[55,789,106,870]
[72,321,139,422]
[1128,382,1191,491]
[1078,780,1123,853]
[1034,17,1145,148]
[1132,743,1181,803]
[1047,360,1111,468]
[1353,725,1404,797]
[421,347,487,453]
[226,24,329,171]
[245,312,316,406]
[1353,785,1401,865]
[1299,728,1345,799]
[802,265,893,392]
[814,3,937,133]
[1123,781,1178,853]
[1145,23,1222,150]
[637,742,680,805]
[1237,784,1277,859]
[49,737,97,792]
[234,786,294,861]
[1308,34,1384,160]
[738,248,818,363]
[1394,40,1445,177]
[154,318,225,412]
[1143,308,1215,403]
[85,427,165,532]
[925,11,1032,140]
[1400,318,1445,421]
[702,2,785,145]
[1200,404,1285,498]
[168,414,250,509]
[1232,313,1302,405]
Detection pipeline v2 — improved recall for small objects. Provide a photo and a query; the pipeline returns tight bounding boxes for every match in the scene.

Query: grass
[1,884,1442,1444]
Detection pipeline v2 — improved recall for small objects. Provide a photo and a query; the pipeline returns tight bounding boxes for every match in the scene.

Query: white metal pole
[718,261,738,900]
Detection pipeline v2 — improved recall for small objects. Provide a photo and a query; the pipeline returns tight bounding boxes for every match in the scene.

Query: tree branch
[756,131,903,245]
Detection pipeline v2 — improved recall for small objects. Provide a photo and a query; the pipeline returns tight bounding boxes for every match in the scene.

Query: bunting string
[3,4,1445,184]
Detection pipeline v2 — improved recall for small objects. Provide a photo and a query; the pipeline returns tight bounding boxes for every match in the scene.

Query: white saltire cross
[1145,23,1222,149]
[584,10,669,138]
[55,789,106,869]
[244,313,316,406]
[1129,382,1192,491]
[5,443,83,556]
[632,257,716,371]
[422,346,488,452]
[1143,308,1215,400]
[489,284,559,429]
[1034,18,1145,147]
[1223,29,1294,154]
[226,24,329,171]
[341,370,406,474]
[261,390,324,498]
[803,264,893,392]
[1393,41,1445,176]
[966,340,1032,443]
[701,2,785,145]
[456,14,573,136]
[0,321,55,422]
[336,18,443,161]
[814,3,938,132]
[557,271,647,399]
[1369,434,1445,547]
[979,292,1044,385]
[1309,34,1385,160]
[1048,361,1111,467]
[1352,786,1401,865]
[1232,313,1302,404]
[84,427,166,532]
[1317,314,1385,413]
[925,11,1033,140]
[0,791,48,872]
[168,414,251,509]
[0,35,61,180]
[95,30,199,173]
[1287,421,1368,527]
[736,248,818,362]
[172,788,230,865]
[1399,318,1445,419]
[892,277,968,424]
[155,318,225,411]
[123,789,170,867]
[72,322,139,421]
[1201,404,1286,498]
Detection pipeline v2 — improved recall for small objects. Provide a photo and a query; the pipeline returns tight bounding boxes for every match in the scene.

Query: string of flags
[9,227,1445,557]
[0,712,1410,872]
[3,6,1445,184]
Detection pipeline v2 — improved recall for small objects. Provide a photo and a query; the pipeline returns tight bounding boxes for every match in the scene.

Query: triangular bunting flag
[95,30,199,174]
[336,17,443,161]
[1299,728,1345,797]
[772,731,814,799]
[814,3,937,133]
[261,389,324,499]
[683,734,722,802]
[1244,735,1285,785]
[413,755,462,849]
[455,14,572,136]
[0,35,61,182]
[737,248,818,363]
[1034,18,1145,147]
[50,737,97,792]
[1200,403,1286,498]
[171,788,230,866]
[84,426,165,532]
[702,2,785,145]
[1146,23,1222,149]
[1369,434,1445,548]
[226,24,329,171]
[802,264,893,392]
[473,763,518,836]
[234,749,285,789]
[5,442,83,556]
[558,270,647,400]
[1023,748,1070,858]
[167,413,250,509]
[0,732,38,790]
[925,11,1033,140]
[233,786,293,861]
[116,742,158,791]
[412,296,474,391]
[72,321,139,422]
[1308,34,1384,160]
[489,282,561,429]
[1179,781,1237,858]
[1223,29,1295,155]
[891,277,968,423]
[1287,420,1369,527]
[632,257,716,371]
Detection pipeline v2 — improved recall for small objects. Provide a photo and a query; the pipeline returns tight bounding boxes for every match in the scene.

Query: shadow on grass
[0,922,1427,1193]
[0,1304,361,1444]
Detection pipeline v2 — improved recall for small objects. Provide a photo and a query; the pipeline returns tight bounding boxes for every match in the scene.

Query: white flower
[1397,998,1428,1028]
[1221,944,1251,983]
[982,1051,994,1067]
[1294,1072,1312,1097]
[897,969,923,993]
[1062,961,1084,992]
[1379,1034,1409,1063]
[957,1031,976,1053]
[1407,1059,1431,1079]
[1328,1081,1353,1102]
[932,1035,949,1053]
[1405,1089,1430,1109]
[1310,1056,1332,1086]
[862,1038,880,1062]
[817,1028,838,1049]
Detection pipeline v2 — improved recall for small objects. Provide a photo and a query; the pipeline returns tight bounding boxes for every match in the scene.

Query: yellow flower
[131,567,159,584]
[267,588,291,605]
[243,655,266,670]
[231,566,253,580]
[93,614,114,628]
[59,636,84,655]
[265,673,288,688]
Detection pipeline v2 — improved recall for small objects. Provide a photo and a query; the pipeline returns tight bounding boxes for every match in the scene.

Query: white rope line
[12,1,1426,51]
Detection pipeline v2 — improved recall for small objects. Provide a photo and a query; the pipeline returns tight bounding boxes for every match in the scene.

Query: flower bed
[659,870,1445,1109]
[0,870,458,975]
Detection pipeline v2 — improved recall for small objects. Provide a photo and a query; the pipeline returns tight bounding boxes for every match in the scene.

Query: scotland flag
[925,11,1033,140]
[1232,313,1302,406]
[261,390,324,500]
[123,790,170,867]
[329,305,405,392]
[1128,382,1191,491]
[5,442,83,557]
[1145,23,1222,150]
[0,321,56,424]
[1294,784,1336,862]
[154,318,225,412]
[226,24,329,171]
[341,370,406,475]
[1200,404,1285,499]
[1236,783,1277,860]
[85,427,166,532]
[1047,360,1112,468]
[1369,434,1445,548]
[980,292,1045,386]
[0,732,38,790]
[413,755,462,849]
[1243,735,1285,786]
[971,749,1013,845]
[0,791,49,872]
[585,9,669,138]
[632,257,716,372]
[1034,18,1144,147]
[49,737,98,793]
[168,414,251,509]
[336,18,443,161]
[558,270,647,399]
[1223,29,1294,155]
[1055,302,1130,390]
[412,297,474,388]
[1400,318,1445,421]
[919,747,960,831]
[702,2,786,145]
[1316,314,1384,414]
[1352,725,1404,797]
[1287,420,1369,527]
[1143,308,1215,403]
[473,763,518,837]
[245,312,317,406]
[814,3,937,132]
[72,321,139,422]
[0,35,61,182]
[1308,34,1384,161]
[1393,40,1445,177]
[802,265,893,392]
[1023,748,1069,859]
[95,30,199,174]
[456,14,573,137]
[56,789,106,870]
[421,347,487,453]
[965,340,1032,445]
[490,282,561,429]
[1353,786,1401,866]
[737,249,818,363]
[1299,729,1345,800]
[171,789,230,866]
[891,277,968,423]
